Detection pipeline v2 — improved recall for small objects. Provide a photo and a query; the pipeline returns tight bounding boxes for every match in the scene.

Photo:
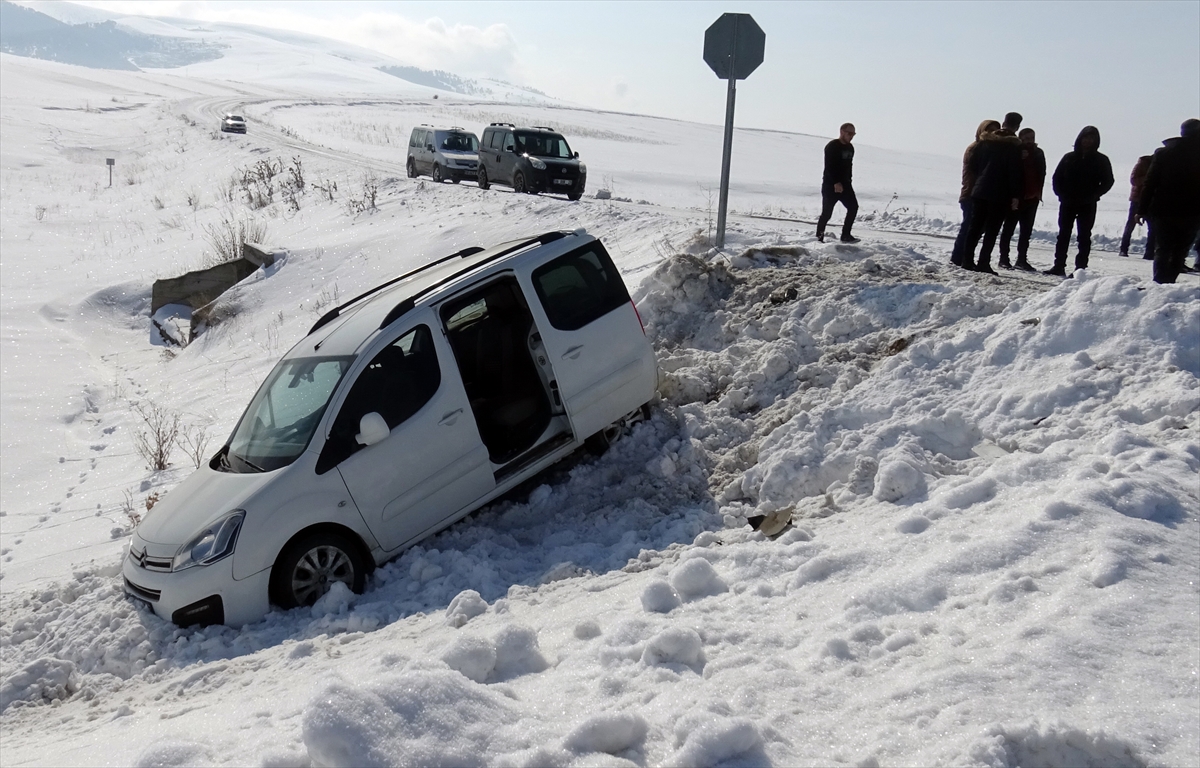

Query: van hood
[440,150,477,161]
[136,462,277,545]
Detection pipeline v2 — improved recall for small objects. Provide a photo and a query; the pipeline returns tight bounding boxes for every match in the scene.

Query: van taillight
[630,300,645,335]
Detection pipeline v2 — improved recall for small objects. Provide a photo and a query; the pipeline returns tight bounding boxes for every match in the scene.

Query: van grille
[129,546,172,572]
[124,577,161,603]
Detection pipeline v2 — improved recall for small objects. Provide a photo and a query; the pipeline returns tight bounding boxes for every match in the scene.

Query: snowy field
[1,14,1198,768]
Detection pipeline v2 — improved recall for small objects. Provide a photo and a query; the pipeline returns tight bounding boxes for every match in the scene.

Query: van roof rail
[307,245,486,335]
[533,126,555,131]
[489,122,515,127]
[377,231,570,330]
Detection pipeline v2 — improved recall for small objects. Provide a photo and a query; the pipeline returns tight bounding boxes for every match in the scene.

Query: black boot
[1043,265,1067,277]
[840,233,860,244]
[1014,258,1037,272]
[975,261,1000,276]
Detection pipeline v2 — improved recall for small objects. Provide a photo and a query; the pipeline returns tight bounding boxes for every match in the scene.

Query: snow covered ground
[1,14,1198,768]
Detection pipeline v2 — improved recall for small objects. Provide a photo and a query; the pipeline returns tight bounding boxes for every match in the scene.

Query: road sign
[703,13,765,248]
[704,14,765,81]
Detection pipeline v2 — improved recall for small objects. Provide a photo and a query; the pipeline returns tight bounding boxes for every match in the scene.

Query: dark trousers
[1053,200,1097,270]
[1119,201,1157,259]
[1150,216,1200,284]
[999,199,1039,263]
[817,185,858,239]
[963,198,1009,268]
[951,198,974,265]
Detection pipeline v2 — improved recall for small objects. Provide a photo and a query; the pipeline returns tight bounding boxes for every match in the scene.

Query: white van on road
[406,125,480,183]
[123,230,658,627]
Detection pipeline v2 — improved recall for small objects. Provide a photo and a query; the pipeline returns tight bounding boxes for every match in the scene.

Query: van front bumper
[122,540,270,627]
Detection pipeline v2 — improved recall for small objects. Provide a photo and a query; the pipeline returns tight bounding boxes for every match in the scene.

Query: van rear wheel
[270,530,368,609]
[585,403,651,456]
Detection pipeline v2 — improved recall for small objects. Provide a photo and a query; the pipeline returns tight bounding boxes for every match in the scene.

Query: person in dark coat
[1044,126,1114,276]
[1138,119,1200,284]
[816,123,859,243]
[1119,155,1154,258]
[998,127,1046,271]
[961,113,1023,274]
[951,119,1000,266]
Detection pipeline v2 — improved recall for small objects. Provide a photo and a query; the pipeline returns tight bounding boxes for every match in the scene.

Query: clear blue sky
[79,0,1200,164]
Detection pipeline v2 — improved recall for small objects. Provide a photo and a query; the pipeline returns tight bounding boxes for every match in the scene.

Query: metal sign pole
[715,15,740,250]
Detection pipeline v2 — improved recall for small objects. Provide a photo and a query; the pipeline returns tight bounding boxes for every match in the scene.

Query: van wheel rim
[514,173,526,193]
[433,165,443,182]
[292,545,355,605]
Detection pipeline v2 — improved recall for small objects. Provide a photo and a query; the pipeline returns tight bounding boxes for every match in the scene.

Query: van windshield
[440,132,479,152]
[221,356,355,473]
[515,132,573,159]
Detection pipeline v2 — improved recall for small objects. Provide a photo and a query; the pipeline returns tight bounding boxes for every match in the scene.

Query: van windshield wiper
[223,444,267,475]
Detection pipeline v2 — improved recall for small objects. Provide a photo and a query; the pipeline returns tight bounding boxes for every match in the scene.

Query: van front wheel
[432,164,444,183]
[406,158,418,179]
[270,530,368,609]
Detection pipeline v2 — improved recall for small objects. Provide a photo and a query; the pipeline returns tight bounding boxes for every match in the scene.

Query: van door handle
[561,345,584,360]
[439,409,463,426]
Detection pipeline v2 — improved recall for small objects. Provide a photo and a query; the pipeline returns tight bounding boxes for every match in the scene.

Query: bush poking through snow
[202,211,268,267]
[180,425,212,468]
[346,172,379,214]
[131,400,180,471]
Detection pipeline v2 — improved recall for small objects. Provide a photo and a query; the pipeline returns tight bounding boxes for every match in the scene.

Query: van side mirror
[355,412,389,446]
[573,151,579,159]
[426,144,434,151]
[506,146,515,153]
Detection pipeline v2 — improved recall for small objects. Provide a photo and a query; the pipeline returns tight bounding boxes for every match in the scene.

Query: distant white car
[123,230,658,627]
[220,114,247,134]
[406,125,479,183]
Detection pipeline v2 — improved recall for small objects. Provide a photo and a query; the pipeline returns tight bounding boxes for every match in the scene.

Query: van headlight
[172,511,245,571]
[529,157,547,170]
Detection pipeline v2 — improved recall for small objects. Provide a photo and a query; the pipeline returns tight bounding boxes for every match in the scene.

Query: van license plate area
[553,179,573,186]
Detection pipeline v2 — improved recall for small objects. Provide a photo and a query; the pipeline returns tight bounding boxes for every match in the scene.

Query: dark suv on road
[477,124,586,200]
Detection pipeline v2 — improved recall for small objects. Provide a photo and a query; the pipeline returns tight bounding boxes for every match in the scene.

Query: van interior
[441,278,556,465]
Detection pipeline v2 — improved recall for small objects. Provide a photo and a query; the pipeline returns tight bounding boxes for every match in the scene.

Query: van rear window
[532,244,630,331]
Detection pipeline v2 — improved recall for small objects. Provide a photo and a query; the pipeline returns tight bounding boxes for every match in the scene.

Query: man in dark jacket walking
[1044,126,1114,276]
[998,127,1046,271]
[816,123,859,243]
[1139,119,1200,284]
[961,112,1023,274]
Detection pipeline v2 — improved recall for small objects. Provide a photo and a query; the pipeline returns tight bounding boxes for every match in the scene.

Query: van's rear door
[516,239,656,441]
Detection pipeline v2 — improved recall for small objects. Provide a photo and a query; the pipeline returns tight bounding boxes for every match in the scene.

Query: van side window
[502,132,515,152]
[409,131,420,148]
[531,245,630,331]
[489,131,502,150]
[317,325,441,472]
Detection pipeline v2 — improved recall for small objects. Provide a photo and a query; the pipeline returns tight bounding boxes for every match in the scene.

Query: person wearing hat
[1139,119,1200,284]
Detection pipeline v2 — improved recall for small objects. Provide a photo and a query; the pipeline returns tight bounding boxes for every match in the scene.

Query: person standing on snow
[960,112,1023,274]
[816,123,860,244]
[1118,154,1155,259]
[951,119,1000,266]
[1138,118,1200,284]
[997,127,1046,271]
[1044,126,1114,277]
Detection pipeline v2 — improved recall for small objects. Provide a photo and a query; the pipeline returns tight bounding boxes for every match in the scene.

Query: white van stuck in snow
[123,230,658,627]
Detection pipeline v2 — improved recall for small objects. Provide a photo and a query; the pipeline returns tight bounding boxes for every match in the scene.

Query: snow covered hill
[0,21,1197,768]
